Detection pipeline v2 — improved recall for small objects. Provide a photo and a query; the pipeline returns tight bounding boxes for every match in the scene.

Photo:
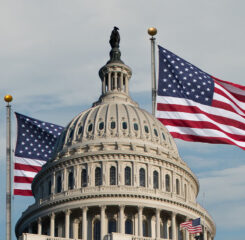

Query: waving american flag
[14,113,64,196]
[156,45,245,150]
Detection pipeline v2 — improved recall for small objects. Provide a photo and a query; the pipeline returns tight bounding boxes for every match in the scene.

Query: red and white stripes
[156,77,245,150]
[13,157,45,196]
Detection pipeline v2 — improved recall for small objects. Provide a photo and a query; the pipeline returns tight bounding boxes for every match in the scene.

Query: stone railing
[19,233,81,240]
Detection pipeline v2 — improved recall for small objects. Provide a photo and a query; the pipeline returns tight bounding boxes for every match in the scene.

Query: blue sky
[0,1,245,239]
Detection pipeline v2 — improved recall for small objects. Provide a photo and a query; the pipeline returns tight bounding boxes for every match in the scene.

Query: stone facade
[15,31,215,240]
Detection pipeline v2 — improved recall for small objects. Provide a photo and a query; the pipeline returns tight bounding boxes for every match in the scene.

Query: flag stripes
[156,45,245,150]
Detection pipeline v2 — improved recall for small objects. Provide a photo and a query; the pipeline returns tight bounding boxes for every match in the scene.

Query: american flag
[180,218,202,234]
[156,45,245,150]
[14,112,64,196]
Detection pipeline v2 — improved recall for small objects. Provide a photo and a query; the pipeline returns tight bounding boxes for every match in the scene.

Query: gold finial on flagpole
[4,95,13,103]
[148,27,157,36]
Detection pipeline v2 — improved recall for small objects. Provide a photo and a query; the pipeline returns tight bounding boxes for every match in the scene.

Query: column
[120,73,123,91]
[184,217,189,240]
[37,218,42,235]
[119,205,125,233]
[108,73,111,91]
[63,168,67,191]
[82,207,88,240]
[52,172,55,194]
[65,209,71,238]
[171,212,176,240]
[138,206,143,236]
[50,213,55,237]
[115,72,118,90]
[203,227,208,240]
[73,219,79,239]
[156,209,160,238]
[125,76,128,94]
[102,76,106,94]
[100,205,106,240]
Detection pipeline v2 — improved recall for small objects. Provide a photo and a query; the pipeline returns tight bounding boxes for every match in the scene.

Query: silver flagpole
[148,27,157,115]
[5,94,13,240]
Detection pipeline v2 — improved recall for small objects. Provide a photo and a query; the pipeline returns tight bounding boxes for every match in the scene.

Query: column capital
[171,211,176,217]
[37,217,42,223]
[82,206,88,212]
[137,205,143,211]
[119,205,125,209]
[49,212,55,218]
[64,209,71,215]
[156,208,161,214]
[100,205,106,211]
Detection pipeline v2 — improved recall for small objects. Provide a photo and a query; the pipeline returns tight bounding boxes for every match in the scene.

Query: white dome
[54,100,179,160]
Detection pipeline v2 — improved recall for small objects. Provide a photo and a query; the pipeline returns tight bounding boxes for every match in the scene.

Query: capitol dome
[16,28,215,240]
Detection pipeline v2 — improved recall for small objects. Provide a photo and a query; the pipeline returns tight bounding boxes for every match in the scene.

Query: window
[134,123,138,131]
[99,122,104,130]
[143,220,149,237]
[78,125,83,134]
[162,132,166,140]
[48,180,52,195]
[93,220,101,240]
[111,121,116,129]
[140,168,146,187]
[68,172,74,190]
[88,123,93,132]
[144,125,149,133]
[125,219,133,234]
[154,128,158,137]
[69,129,74,140]
[108,219,117,233]
[165,174,170,192]
[56,175,62,193]
[122,122,127,130]
[176,179,180,195]
[153,171,159,189]
[110,166,116,185]
[95,167,102,186]
[81,169,87,187]
[125,167,131,186]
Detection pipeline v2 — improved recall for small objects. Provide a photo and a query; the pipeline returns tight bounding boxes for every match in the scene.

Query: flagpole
[5,94,13,240]
[148,27,157,116]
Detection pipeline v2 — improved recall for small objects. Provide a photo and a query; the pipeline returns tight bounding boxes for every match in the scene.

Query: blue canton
[158,45,214,106]
[15,112,64,161]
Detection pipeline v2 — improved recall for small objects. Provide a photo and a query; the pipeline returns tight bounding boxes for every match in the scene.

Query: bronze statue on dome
[109,26,120,48]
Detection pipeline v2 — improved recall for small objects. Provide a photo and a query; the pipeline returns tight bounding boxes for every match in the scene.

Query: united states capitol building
[16,29,216,240]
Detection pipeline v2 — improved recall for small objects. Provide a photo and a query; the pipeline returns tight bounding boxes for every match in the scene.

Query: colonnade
[26,205,212,240]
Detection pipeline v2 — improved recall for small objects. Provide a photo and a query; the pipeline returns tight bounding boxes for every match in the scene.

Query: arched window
[125,167,131,186]
[56,175,62,193]
[110,166,116,185]
[176,179,180,195]
[140,168,146,187]
[95,167,102,186]
[125,219,133,234]
[108,219,117,233]
[48,180,52,195]
[153,171,159,189]
[68,172,74,190]
[143,220,149,237]
[81,169,87,187]
[93,220,101,240]
[165,174,170,192]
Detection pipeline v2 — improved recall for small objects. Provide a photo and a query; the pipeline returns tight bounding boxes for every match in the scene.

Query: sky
[0,1,245,239]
